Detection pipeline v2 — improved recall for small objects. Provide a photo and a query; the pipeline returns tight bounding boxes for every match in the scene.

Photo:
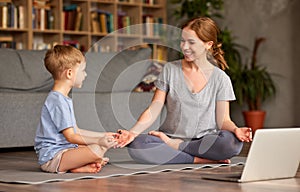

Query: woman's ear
[206,41,214,50]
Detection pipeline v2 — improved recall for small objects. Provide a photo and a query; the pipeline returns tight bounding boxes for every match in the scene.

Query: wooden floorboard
[0,144,299,192]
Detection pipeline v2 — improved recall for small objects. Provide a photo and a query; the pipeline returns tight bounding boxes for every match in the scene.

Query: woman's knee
[127,134,147,149]
[218,130,243,157]
[127,134,167,164]
[126,134,151,163]
[128,134,163,149]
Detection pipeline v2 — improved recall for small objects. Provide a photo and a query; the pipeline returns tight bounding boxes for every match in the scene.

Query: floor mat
[0,148,245,185]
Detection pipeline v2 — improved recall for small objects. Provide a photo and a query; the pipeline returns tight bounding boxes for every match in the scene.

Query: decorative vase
[242,110,266,135]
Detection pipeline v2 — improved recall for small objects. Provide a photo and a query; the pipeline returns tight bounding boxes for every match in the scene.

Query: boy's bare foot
[70,163,102,173]
[149,131,183,150]
[194,157,231,164]
[101,157,109,166]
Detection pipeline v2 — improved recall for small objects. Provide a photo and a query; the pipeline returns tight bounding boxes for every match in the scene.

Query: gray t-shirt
[155,60,235,139]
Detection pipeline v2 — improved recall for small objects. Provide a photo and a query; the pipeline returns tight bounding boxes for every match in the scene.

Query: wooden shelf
[0,0,166,52]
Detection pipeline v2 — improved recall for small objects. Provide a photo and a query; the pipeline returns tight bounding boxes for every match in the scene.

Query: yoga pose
[118,17,252,164]
[34,45,119,173]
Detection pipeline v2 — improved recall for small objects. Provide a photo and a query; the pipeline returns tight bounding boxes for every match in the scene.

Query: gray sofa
[0,48,161,148]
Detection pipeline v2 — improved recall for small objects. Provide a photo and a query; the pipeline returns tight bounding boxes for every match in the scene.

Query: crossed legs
[148,131,233,164]
[128,131,243,164]
[59,144,109,173]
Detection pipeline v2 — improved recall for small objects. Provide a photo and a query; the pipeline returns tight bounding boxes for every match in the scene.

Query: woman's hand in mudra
[234,127,252,142]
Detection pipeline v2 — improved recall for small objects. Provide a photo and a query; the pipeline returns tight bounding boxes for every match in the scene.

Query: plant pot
[242,110,266,134]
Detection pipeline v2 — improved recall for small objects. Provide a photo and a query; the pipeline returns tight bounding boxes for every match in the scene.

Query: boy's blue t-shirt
[34,91,78,165]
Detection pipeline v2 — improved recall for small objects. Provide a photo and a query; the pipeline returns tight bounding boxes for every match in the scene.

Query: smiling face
[180,28,213,62]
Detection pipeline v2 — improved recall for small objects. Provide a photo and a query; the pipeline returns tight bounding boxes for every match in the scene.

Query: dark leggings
[127,130,243,164]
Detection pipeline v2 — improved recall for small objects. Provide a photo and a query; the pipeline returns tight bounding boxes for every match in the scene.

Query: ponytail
[210,43,228,70]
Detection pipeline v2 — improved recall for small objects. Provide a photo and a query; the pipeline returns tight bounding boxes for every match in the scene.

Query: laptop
[202,128,300,182]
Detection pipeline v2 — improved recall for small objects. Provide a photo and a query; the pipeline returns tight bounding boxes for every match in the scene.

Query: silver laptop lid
[240,128,300,182]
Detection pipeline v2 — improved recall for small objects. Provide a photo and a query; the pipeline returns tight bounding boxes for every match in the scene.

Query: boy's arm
[62,127,118,146]
[62,127,99,145]
[76,126,118,140]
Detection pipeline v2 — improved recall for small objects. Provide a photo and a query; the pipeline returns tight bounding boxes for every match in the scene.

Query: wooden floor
[0,144,299,192]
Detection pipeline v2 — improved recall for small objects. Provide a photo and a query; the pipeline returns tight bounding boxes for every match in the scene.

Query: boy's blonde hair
[44,45,85,79]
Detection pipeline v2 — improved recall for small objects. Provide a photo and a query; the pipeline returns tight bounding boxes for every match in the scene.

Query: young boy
[34,45,119,173]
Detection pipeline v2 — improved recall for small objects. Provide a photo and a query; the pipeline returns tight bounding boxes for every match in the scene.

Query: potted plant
[171,0,224,19]
[228,37,276,133]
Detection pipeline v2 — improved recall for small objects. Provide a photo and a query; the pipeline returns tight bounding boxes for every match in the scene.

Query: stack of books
[32,0,54,30]
[63,4,83,31]
[0,2,25,29]
[90,9,114,34]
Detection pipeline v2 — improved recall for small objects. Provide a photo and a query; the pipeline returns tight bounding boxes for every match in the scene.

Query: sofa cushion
[72,92,160,133]
[0,48,53,92]
[79,48,152,93]
[0,47,151,93]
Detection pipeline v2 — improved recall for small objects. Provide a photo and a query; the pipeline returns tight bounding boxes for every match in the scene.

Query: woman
[118,17,252,164]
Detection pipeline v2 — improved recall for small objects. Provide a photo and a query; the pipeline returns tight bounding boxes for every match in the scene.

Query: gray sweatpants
[127,130,243,164]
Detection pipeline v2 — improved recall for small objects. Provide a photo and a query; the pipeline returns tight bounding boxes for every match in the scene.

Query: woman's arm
[76,127,117,138]
[118,89,166,147]
[131,89,166,134]
[216,101,252,142]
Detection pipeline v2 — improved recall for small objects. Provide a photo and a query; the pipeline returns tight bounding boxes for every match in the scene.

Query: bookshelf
[0,0,167,52]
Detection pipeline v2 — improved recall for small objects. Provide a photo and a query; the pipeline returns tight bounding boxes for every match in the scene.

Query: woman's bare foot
[149,131,183,150]
[70,163,102,173]
[194,157,231,164]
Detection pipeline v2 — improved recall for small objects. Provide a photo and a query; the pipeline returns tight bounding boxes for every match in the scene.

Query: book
[63,11,68,30]
[74,6,82,31]
[143,14,154,36]
[154,17,163,36]
[67,9,76,30]
[90,11,100,33]
[99,13,107,33]
[40,8,45,30]
[117,10,126,31]
[0,36,13,41]
[107,13,114,33]
[18,6,25,28]
[46,9,54,29]
[0,36,15,48]
[2,5,7,28]
[63,4,78,30]
[13,5,17,28]
[122,16,131,34]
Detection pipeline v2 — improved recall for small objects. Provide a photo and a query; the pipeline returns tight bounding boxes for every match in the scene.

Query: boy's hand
[98,134,119,148]
[105,132,120,139]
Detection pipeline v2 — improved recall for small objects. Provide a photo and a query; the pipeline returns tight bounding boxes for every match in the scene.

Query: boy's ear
[66,68,73,79]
